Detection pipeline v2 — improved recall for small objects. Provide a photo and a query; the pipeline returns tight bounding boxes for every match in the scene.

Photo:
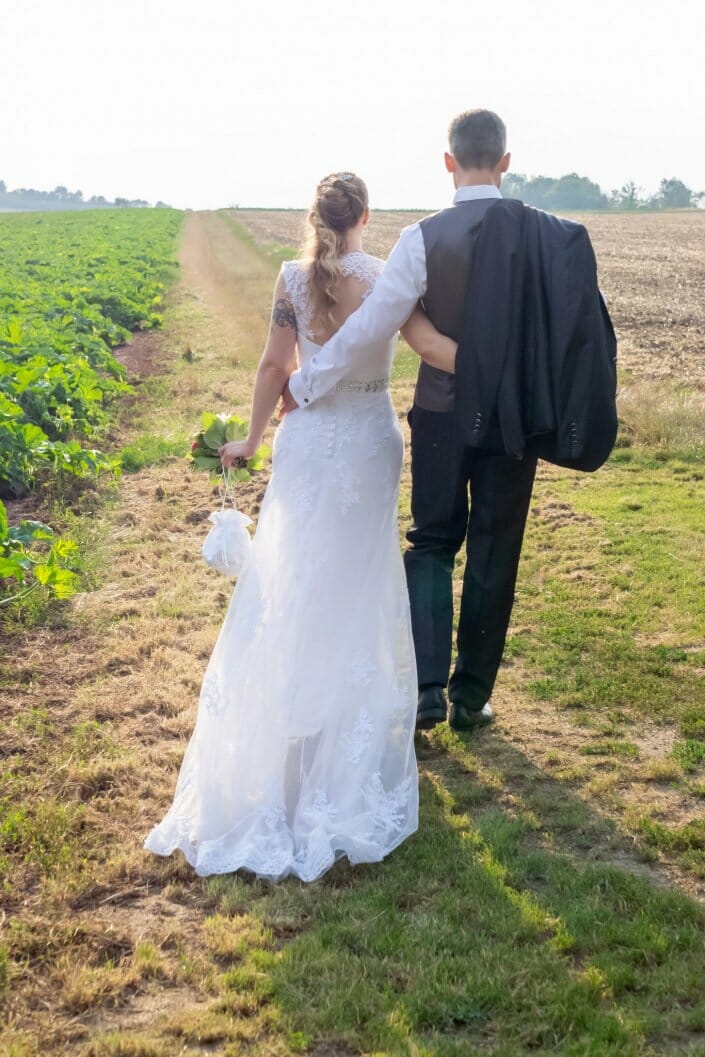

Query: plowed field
[232,208,705,387]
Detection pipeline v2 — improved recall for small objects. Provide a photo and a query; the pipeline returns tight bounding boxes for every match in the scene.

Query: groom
[284,109,615,733]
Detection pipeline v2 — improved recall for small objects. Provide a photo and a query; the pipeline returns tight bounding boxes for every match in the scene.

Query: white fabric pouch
[201,473,253,577]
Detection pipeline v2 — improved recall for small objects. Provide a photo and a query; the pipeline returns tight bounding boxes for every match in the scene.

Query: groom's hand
[278,380,298,418]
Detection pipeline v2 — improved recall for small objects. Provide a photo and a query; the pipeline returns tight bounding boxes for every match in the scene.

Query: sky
[2,0,703,210]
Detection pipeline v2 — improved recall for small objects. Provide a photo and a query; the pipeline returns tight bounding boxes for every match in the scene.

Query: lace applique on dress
[342,708,374,765]
[366,773,413,833]
[349,653,376,688]
[281,260,313,337]
[339,252,384,289]
[367,405,396,459]
[333,461,360,513]
[262,804,287,829]
[309,789,338,822]
[286,470,318,521]
[281,254,383,342]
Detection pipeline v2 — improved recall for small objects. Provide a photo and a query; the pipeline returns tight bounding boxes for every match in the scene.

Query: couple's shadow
[244,728,705,1054]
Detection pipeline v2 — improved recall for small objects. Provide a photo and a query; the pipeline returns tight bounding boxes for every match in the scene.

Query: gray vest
[416,198,499,412]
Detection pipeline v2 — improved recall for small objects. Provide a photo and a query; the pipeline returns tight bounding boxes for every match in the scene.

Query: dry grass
[618,378,705,453]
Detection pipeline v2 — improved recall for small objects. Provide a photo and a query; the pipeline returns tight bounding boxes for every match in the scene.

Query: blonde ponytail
[302,172,368,339]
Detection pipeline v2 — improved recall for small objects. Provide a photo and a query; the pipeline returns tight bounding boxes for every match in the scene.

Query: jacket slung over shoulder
[454,198,618,472]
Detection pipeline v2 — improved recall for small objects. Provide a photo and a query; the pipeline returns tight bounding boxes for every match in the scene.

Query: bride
[144,173,456,882]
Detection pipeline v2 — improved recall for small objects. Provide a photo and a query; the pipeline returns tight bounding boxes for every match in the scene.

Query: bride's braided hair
[303,172,368,339]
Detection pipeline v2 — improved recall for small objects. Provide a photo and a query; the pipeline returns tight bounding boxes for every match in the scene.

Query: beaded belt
[335,377,390,393]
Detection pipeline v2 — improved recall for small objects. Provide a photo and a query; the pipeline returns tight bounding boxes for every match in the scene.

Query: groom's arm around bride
[283,108,617,734]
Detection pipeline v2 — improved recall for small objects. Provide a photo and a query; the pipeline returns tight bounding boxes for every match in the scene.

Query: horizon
[3,170,703,215]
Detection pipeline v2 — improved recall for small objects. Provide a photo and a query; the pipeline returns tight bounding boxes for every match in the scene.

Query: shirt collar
[452,184,502,204]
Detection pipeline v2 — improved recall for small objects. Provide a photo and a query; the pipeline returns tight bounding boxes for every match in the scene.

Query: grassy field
[1,208,704,1056]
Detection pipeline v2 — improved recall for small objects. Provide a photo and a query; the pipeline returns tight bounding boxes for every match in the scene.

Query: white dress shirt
[287,184,502,408]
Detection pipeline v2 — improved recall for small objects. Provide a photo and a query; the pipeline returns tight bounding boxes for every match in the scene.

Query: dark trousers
[404,405,537,711]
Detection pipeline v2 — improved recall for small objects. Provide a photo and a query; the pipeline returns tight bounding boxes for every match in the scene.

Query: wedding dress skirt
[145,371,419,881]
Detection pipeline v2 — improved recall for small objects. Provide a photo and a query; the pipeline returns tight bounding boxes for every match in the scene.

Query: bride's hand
[219,439,259,468]
[278,380,298,418]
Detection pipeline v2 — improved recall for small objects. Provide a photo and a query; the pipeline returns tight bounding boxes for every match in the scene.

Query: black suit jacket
[454,199,618,472]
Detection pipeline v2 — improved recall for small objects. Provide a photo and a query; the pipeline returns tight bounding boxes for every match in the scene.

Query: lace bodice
[281,252,384,345]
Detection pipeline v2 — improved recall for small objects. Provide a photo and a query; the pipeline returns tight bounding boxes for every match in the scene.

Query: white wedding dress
[144,252,419,882]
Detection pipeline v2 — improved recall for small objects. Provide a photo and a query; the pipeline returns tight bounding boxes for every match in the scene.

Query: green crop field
[0,208,182,607]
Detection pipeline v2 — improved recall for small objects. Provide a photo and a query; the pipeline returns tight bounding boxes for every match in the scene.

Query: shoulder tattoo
[272,298,297,330]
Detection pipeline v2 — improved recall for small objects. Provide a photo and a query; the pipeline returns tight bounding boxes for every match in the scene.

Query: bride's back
[282,172,395,379]
[282,251,382,343]
[281,251,394,384]
[297,174,381,340]
[315,271,371,345]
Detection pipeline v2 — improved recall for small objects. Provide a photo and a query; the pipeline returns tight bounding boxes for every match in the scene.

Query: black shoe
[415,686,447,731]
[448,701,494,731]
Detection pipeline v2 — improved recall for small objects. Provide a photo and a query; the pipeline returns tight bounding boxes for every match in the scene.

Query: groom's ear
[444,152,457,174]
[500,152,511,174]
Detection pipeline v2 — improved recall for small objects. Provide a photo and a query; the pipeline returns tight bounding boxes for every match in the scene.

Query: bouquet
[188,413,269,578]
[189,412,269,481]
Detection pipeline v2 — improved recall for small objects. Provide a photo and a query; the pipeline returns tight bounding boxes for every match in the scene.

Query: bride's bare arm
[220,274,297,466]
[401,306,458,374]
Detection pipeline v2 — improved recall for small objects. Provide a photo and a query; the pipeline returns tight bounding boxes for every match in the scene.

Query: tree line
[501,173,703,211]
[2,175,703,214]
[0,181,171,211]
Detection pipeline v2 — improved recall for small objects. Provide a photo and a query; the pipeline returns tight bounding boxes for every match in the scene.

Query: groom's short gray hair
[449,110,507,170]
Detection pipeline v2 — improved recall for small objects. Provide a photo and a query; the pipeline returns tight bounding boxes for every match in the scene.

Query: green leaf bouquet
[188,413,270,481]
